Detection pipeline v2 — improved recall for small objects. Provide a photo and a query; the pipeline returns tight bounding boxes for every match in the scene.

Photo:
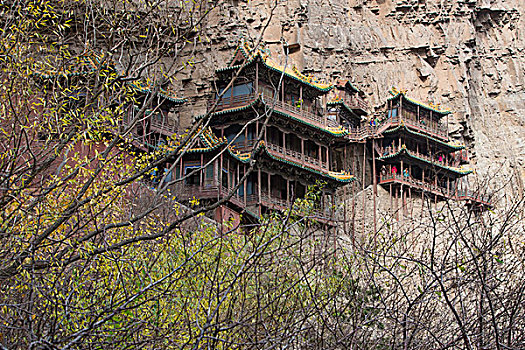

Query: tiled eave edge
[326,100,364,117]
[383,124,465,150]
[175,138,354,183]
[216,54,333,93]
[196,97,348,138]
[378,147,472,175]
[388,91,451,116]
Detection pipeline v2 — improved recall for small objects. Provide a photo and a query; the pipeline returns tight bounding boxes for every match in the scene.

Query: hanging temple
[43,44,493,227]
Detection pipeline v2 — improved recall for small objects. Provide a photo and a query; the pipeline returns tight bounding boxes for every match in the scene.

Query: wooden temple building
[127,43,491,226]
[372,88,491,218]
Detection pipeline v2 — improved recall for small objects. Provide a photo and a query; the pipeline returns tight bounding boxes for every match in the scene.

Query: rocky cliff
[178,0,524,201]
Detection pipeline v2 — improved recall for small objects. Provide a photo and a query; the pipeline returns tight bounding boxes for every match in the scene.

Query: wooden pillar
[395,187,399,221]
[227,158,230,189]
[332,194,336,257]
[319,144,322,165]
[258,169,262,216]
[299,85,303,111]
[255,62,259,94]
[237,162,240,190]
[244,164,247,207]
[409,186,412,217]
[362,144,366,236]
[326,146,330,170]
[200,154,204,186]
[352,149,356,246]
[286,179,290,206]
[268,173,271,199]
[400,160,404,217]
[389,182,394,214]
[301,138,304,157]
[372,139,377,237]
[214,159,218,186]
[282,131,286,149]
[219,154,223,194]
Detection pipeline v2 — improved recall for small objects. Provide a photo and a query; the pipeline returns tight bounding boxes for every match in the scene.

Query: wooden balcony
[266,142,329,172]
[208,93,341,131]
[260,95,339,129]
[150,118,177,135]
[455,189,491,206]
[341,95,368,113]
[208,93,257,112]
[379,174,491,206]
[380,114,449,140]
[169,184,245,209]
[380,174,454,198]
[379,145,461,169]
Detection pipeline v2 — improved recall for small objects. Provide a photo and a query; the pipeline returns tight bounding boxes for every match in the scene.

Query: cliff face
[182,0,524,198]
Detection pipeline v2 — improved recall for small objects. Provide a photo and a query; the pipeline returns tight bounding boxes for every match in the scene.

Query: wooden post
[237,162,240,191]
[200,154,203,187]
[362,144,366,236]
[352,149,356,246]
[286,179,290,207]
[219,154,223,195]
[227,158,230,189]
[395,187,399,221]
[299,85,303,111]
[301,138,304,158]
[372,139,377,238]
[390,182,394,214]
[282,131,286,150]
[244,164,247,207]
[326,146,330,170]
[319,144,322,166]
[257,169,262,215]
[409,186,412,217]
[255,61,259,94]
[332,194,336,257]
[268,173,271,200]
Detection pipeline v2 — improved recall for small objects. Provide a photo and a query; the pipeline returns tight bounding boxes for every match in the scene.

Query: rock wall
[178,0,525,200]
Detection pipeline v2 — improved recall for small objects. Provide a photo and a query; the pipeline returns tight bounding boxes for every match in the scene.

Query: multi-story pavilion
[373,88,491,214]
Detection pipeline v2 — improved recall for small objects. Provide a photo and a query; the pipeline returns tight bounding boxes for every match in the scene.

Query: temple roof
[382,124,465,150]
[335,79,361,94]
[388,87,452,116]
[217,42,333,92]
[326,98,367,117]
[196,96,348,138]
[129,80,186,104]
[378,145,472,175]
